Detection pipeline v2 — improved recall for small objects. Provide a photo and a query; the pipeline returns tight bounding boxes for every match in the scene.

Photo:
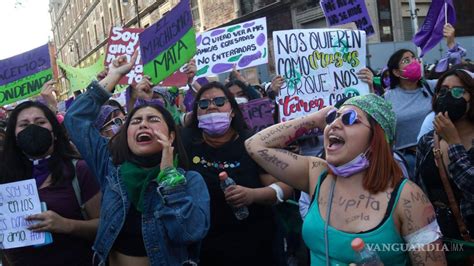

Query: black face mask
[16,124,53,157]
[434,92,468,122]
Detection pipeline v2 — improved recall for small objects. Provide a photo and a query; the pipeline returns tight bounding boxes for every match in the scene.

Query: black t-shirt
[181,128,277,266]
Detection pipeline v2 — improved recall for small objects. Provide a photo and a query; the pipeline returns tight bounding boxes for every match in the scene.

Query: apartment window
[94,24,99,43]
[190,0,201,30]
[109,7,114,26]
[101,16,106,38]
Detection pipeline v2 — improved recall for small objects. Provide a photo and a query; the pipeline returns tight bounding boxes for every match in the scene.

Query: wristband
[157,167,186,187]
[269,183,284,204]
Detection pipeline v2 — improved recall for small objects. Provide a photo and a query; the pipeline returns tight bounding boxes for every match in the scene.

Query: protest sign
[273,28,368,121]
[320,0,374,36]
[0,179,44,249]
[195,17,268,77]
[0,44,53,107]
[140,0,196,84]
[105,27,144,85]
[160,69,188,87]
[58,54,105,92]
[239,97,275,132]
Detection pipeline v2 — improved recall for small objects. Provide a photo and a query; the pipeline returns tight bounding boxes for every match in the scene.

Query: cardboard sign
[239,97,275,133]
[273,29,368,121]
[139,0,196,84]
[320,0,375,36]
[195,17,268,77]
[0,44,52,107]
[0,179,44,249]
[105,27,144,85]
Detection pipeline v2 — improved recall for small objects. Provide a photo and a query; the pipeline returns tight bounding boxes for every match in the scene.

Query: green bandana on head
[342,94,396,144]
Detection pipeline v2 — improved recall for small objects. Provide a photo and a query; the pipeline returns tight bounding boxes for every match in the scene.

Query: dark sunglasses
[197,96,228,109]
[438,86,465,99]
[325,109,370,128]
[101,117,125,129]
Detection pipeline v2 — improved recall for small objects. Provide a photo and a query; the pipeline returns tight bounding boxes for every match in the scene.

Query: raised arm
[245,107,332,192]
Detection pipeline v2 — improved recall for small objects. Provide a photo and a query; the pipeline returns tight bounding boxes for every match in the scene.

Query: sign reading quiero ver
[0,44,52,107]
[139,0,196,84]
[195,17,268,77]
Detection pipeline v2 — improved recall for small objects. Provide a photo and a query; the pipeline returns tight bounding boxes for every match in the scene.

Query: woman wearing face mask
[384,25,457,179]
[415,69,474,263]
[180,81,293,266]
[0,101,101,266]
[245,94,446,265]
[95,105,126,138]
[225,80,261,105]
[64,54,210,266]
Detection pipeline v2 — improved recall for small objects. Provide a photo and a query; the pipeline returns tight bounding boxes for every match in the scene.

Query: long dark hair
[224,80,260,100]
[108,103,188,168]
[387,49,423,89]
[432,65,474,122]
[189,81,249,133]
[0,101,80,185]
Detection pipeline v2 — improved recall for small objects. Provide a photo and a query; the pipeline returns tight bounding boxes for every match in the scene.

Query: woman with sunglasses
[180,81,293,266]
[94,105,126,138]
[245,94,446,265]
[384,25,457,180]
[63,54,210,266]
[415,69,474,263]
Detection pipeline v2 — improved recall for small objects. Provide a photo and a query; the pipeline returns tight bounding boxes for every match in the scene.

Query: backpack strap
[421,79,434,97]
[71,159,89,220]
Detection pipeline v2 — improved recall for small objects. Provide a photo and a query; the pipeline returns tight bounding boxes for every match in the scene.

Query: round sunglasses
[197,96,228,110]
[438,86,465,99]
[101,117,125,130]
[325,109,370,128]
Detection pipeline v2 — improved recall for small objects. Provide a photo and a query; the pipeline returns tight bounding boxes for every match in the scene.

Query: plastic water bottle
[219,171,249,220]
[351,238,382,266]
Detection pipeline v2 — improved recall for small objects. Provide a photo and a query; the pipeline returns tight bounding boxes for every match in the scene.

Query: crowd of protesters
[0,20,473,266]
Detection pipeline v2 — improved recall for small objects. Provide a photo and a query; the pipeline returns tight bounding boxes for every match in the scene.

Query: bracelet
[268,183,284,204]
[157,167,186,187]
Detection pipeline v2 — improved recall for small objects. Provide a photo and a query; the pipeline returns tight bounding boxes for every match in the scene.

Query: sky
[0,0,52,60]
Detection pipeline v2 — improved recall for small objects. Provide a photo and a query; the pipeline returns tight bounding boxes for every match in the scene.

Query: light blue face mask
[326,151,370,178]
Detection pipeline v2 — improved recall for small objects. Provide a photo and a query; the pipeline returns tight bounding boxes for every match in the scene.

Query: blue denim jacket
[64,81,210,266]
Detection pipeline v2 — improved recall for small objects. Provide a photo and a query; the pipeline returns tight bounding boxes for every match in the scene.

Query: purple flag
[413,0,456,57]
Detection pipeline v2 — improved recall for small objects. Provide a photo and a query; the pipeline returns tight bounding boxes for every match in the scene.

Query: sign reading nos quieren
[273,29,368,121]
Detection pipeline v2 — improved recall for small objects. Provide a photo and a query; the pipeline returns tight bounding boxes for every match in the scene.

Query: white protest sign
[0,179,44,249]
[273,28,368,121]
[195,17,268,77]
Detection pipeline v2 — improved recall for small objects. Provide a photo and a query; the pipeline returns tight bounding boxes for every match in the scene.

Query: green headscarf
[342,94,396,144]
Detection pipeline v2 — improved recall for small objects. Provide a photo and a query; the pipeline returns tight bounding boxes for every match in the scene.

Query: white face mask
[235,97,249,105]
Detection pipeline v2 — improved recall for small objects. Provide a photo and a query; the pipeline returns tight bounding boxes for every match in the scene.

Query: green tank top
[302,171,409,265]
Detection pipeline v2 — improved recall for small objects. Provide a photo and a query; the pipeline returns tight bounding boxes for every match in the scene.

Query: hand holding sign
[26,210,72,234]
[100,50,138,92]
[40,80,59,112]
[270,75,285,95]
[134,75,154,101]
[184,59,197,83]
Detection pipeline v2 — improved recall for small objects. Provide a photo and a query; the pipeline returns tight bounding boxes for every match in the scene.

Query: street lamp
[68,40,80,65]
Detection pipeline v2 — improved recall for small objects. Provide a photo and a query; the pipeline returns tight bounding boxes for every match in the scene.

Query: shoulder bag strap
[433,133,471,241]
[71,159,89,220]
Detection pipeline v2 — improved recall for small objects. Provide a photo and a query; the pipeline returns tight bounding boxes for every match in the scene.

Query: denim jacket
[64,81,210,266]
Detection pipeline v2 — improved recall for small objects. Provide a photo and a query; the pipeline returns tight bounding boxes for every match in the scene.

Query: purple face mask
[198,112,231,136]
[327,152,369,178]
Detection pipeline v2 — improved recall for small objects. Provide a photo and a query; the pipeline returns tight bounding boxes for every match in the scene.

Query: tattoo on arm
[257,149,290,170]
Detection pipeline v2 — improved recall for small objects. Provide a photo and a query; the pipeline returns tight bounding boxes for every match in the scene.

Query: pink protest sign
[104,27,144,85]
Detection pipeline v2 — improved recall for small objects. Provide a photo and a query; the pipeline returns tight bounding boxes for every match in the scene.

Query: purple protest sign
[320,0,375,36]
[0,44,51,86]
[139,0,193,65]
[239,97,275,133]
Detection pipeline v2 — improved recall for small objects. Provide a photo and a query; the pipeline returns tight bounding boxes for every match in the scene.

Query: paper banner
[273,28,368,121]
[195,17,268,77]
[320,0,375,36]
[239,97,275,132]
[0,44,52,107]
[104,27,144,85]
[140,0,196,84]
[0,179,44,249]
